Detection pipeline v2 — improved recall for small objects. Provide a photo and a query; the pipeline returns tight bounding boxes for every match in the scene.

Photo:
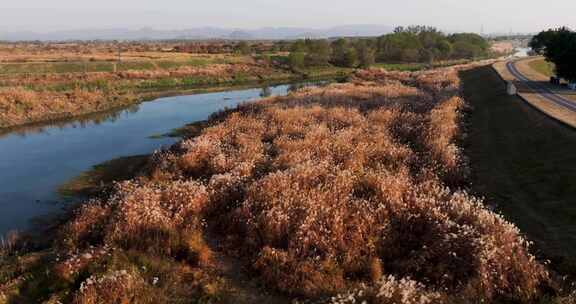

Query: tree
[417,28,445,64]
[529,29,562,54]
[304,39,331,66]
[289,51,306,71]
[356,40,375,68]
[530,27,576,82]
[342,48,358,68]
[436,40,453,60]
[448,33,489,59]
[291,40,307,53]
[236,41,252,55]
[331,38,358,68]
[377,32,423,62]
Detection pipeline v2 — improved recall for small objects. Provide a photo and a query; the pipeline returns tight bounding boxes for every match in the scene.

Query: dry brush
[10,67,551,303]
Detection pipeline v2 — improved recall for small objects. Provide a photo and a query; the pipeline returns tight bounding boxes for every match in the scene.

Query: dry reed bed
[0,63,277,87]
[0,86,134,128]
[8,68,550,303]
[0,63,285,128]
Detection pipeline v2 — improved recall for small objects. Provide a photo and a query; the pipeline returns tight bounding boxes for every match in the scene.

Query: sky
[1,0,575,34]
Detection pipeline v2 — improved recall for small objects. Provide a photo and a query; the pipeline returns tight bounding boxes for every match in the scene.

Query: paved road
[506,60,576,112]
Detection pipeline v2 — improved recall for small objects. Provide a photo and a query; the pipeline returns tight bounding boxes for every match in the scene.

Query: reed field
[2,64,569,304]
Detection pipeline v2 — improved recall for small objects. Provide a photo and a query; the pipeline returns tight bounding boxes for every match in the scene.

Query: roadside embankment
[493,58,576,128]
[462,65,576,273]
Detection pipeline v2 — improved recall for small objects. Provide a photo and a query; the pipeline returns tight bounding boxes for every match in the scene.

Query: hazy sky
[1,0,575,33]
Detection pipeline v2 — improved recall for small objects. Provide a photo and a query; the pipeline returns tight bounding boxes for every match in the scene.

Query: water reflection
[0,104,141,139]
[0,80,333,235]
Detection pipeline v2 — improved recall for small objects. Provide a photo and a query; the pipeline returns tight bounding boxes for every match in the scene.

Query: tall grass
[0,62,555,303]
[0,62,299,128]
[0,86,135,128]
[37,66,552,303]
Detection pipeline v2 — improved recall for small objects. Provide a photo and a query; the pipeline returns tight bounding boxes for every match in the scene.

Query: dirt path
[461,65,576,270]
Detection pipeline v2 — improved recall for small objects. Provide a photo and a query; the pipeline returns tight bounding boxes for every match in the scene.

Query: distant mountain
[0,25,394,41]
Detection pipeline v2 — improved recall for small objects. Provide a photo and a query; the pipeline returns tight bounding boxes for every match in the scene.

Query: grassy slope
[528,58,555,77]
[461,65,576,267]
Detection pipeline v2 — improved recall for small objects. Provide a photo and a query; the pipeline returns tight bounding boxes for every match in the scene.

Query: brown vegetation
[0,42,346,129]
[0,86,134,128]
[3,66,547,303]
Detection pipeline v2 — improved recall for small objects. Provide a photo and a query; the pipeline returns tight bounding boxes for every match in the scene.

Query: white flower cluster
[78,269,131,293]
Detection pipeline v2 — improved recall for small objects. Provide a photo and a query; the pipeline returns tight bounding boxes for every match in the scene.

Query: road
[506,60,576,112]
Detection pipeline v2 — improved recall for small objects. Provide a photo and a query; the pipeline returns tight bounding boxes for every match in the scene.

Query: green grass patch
[374,59,470,72]
[58,155,148,198]
[373,62,428,71]
[529,58,555,77]
[150,121,211,139]
[461,65,576,275]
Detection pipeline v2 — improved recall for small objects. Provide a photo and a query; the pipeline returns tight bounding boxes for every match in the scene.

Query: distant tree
[331,38,349,66]
[377,31,423,62]
[376,27,490,63]
[436,40,453,60]
[529,29,562,54]
[304,39,331,66]
[331,38,358,67]
[530,27,576,81]
[417,28,445,64]
[236,41,252,55]
[448,33,489,59]
[289,51,306,71]
[356,40,376,68]
[291,40,307,52]
[344,48,359,68]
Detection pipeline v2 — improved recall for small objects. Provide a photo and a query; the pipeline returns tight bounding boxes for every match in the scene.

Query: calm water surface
[0,82,321,235]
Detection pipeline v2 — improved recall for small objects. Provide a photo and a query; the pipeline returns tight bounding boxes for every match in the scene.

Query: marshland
[1,18,576,304]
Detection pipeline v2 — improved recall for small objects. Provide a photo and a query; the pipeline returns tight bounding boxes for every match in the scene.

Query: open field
[461,65,576,273]
[1,65,559,303]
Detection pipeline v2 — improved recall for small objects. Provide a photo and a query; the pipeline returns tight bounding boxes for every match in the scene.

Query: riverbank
[0,55,489,130]
[1,66,558,303]
[0,64,351,129]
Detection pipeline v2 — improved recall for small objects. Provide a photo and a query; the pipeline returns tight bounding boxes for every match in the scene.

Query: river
[0,82,324,236]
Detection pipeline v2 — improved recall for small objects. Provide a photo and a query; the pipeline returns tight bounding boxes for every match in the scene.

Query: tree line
[530,27,576,82]
[285,26,491,70]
